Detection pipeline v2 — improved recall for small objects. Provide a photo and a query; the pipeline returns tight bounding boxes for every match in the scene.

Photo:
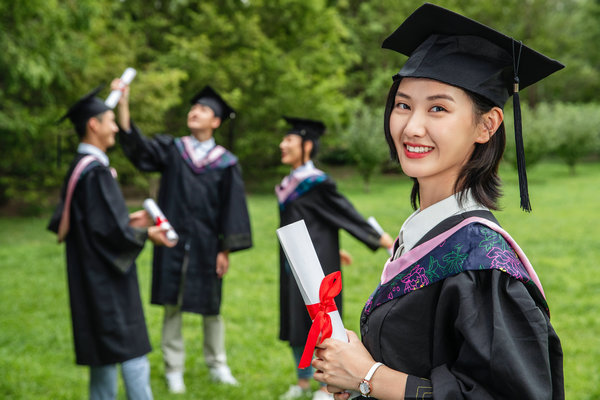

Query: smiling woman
[311,4,565,400]
[389,78,503,209]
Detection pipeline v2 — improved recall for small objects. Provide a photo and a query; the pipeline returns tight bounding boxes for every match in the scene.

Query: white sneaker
[312,389,333,400]
[165,371,186,394]
[279,384,311,400]
[209,365,239,386]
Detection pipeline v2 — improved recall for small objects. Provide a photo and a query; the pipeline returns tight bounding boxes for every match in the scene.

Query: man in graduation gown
[112,79,252,393]
[276,117,393,400]
[48,86,175,400]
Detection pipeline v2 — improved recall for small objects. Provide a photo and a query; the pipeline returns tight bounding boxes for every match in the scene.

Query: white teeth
[406,145,433,153]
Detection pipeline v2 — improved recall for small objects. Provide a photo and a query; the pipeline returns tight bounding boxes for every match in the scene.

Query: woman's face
[279,134,304,168]
[389,78,491,193]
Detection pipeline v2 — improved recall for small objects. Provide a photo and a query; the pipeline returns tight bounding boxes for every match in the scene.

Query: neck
[81,138,106,153]
[417,177,456,210]
[190,128,214,142]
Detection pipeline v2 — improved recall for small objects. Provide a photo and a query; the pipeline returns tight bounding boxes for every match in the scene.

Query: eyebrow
[396,91,456,102]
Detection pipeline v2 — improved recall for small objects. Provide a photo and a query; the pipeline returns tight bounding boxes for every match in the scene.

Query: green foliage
[2,0,600,213]
[503,102,556,169]
[342,108,390,191]
[505,102,600,174]
[549,103,600,173]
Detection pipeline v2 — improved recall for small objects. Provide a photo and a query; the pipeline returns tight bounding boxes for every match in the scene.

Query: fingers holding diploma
[148,225,176,247]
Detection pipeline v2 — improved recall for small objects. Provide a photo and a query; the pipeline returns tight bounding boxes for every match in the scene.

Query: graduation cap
[382,3,564,211]
[58,85,111,128]
[190,85,236,121]
[283,116,326,142]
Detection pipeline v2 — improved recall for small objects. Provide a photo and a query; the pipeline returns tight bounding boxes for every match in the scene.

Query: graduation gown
[277,169,381,346]
[118,122,252,315]
[48,153,151,366]
[360,211,564,399]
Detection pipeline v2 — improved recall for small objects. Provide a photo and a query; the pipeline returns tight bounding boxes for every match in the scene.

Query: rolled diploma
[143,198,179,242]
[105,67,137,108]
[277,219,347,342]
[368,216,393,256]
[277,219,361,399]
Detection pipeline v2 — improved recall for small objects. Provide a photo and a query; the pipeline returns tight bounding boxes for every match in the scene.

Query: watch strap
[364,362,384,381]
[359,362,384,396]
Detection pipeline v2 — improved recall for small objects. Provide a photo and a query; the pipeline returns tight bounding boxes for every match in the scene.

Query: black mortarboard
[383,3,564,211]
[283,116,326,142]
[58,85,111,127]
[190,85,236,121]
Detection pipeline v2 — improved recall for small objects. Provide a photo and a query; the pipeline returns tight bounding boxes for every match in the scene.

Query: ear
[475,107,504,144]
[85,117,100,139]
[211,117,222,130]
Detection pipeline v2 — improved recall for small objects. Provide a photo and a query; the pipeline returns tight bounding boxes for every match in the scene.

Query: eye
[430,105,447,112]
[395,102,410,110]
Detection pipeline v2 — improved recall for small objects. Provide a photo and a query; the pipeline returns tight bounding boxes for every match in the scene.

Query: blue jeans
[292,346,313,380]
[89,355,153,400]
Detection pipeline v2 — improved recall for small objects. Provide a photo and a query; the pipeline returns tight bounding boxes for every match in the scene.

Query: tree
[343,108,389,192]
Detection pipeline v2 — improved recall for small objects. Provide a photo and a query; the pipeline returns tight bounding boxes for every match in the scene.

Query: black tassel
[512,40,531,212]
[513,88,531,212]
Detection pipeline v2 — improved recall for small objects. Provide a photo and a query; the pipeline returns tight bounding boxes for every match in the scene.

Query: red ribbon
[156,216,167,227]
[298,271,342,369]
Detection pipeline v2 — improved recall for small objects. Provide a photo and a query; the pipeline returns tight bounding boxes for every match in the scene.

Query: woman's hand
[312,330,375,393]
[339,249,353,266]
[148,225,176,247]
[380,232,394,249]
[129,209,152,228]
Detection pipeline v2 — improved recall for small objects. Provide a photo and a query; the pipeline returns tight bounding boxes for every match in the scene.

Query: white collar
[291,160,315,175]
[399,191,488,252]
[190,136,215,150]
[77,143,109,166]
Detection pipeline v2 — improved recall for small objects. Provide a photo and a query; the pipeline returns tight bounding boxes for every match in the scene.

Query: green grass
[1,160,599,399]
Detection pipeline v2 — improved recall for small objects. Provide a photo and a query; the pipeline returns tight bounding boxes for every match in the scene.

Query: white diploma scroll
[105,67,137,108]
[277,219,360,399]
[277,219,347,341]
[368,216,393,256]
[143,198,179,243]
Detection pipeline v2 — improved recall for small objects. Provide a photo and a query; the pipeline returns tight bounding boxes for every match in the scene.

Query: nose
[402,111,427,139]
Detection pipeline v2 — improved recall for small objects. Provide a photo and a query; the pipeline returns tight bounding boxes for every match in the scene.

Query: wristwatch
[358,362,384,397]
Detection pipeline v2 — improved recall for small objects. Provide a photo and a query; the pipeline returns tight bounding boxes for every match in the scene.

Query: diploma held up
[105,67,137,108]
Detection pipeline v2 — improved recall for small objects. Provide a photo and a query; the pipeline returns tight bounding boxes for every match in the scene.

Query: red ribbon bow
[298,271,342,368]
[156,216,167,227]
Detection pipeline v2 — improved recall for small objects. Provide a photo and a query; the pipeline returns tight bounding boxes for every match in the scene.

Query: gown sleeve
[82,167,148,274]
[118,119,172,172]
[406,270,563,400]
[218,163,252,253]
[311,179,381,250]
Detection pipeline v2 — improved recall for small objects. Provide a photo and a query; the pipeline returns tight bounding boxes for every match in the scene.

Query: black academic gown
[278,176,381,347]
[118,122,252,315]
[48,153,151,366]
[360,211,564,399]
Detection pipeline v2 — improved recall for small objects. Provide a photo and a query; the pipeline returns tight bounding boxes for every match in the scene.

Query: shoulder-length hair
[383,78,505,210]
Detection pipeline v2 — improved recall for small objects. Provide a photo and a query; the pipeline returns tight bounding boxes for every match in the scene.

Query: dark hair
[383,79,505,210]
[74,112,105,139]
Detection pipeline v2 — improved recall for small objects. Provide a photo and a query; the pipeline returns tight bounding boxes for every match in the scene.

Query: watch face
[359,381,370,395]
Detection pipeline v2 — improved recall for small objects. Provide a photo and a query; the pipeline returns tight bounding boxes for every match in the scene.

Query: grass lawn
[0,160,598,399]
